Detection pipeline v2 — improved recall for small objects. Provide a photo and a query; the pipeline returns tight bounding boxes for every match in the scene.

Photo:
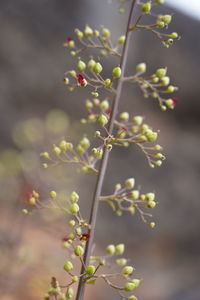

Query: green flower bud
[59,140,68,152]
[77,60,86,72]
[161,105,167,111]
[104,78,112,87]
[92,148,103,159]
[42,163,48,168]
[152,76,159,83]
[116,258,127,266]
[22,209,29,215]
[72,276,78,283]
[75,29,83,40]
[76,144,85,155]
[133,116,143,126]
[115,243,125,255]
[70,70,77,78]
[167,85,175,93]
[125,178,135,189]
[75,227,82,235]
[80,137,90,149]
[74,245,84,256]
[153,144,162,151]
[53,146,61,156]
[145,193,155,202]
[85,265,96,276]
[29,197,36,206]
[93,62,103,74]
[59,294,66,300]
[145,130,158,142]
[70,191,79,203]
[41,152,50,159]
[93,98,100,105]
[112,67,122,79]
[87,59,96,71]
[94,30,100,37]
[66,287,74,299]
[69,220,76,227]
[119,112,129,122]
[50,191,57,199]
[100,100,109,111]
[128,206,135,214]
[161,76,170,86]
[148,201,157,208]
[157,21,165,28]
[142,2,151,14]
[131,279,141,288]
[95,131,101,137]
[118,35,126,46]
[149,222,155,228]
[155,160,162,166]
[136,62,146,73]
[160,14,172,25]
[170,32,178,38]
[156,68,167,78]
[155,0,164,4]
[106,244,115,255]
[69,203,80,215]
[167,38,173,45]
[101,28,111,39]
[63,261,73,272]
[116,210,122,216]
[44,293,50,300]
[124,282,137,292]
[122,266,134,276]
[129,190,139,200]
[84,25,93,38]
[91,92,99,98]
[98,114,108,127]
[85,100,93,110]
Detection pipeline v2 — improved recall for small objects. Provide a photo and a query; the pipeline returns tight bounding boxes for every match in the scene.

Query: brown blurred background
[0,1,200,300]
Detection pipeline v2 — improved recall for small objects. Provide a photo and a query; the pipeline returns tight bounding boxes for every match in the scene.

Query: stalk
[76,1,137,300]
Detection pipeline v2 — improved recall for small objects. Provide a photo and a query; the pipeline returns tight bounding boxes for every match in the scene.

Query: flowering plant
[23,1,179,299]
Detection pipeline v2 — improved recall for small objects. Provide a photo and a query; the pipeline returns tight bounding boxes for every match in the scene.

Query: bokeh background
[0,1,200,300]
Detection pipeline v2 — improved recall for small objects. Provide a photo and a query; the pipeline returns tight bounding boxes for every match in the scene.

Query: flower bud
[145,193,155,202]
[155,0,164,4]
[102,82,111,92]
[76,144,85,155]
[74,245,84,256]
[22,209,29,215]
[63,261,73,272]
[133,116,143,126]
[87,59,96,71]
[118,35,126,46]
[98,114,108,127]
[84,25,93,38]
[69,220,76,227]
[69,203,80,215]
[91,91,99,97]
[125,178,135,189]
[100,100,109,111]
[95,131,101,137]
[53,146,61,156]
[106,244,115,255]
[115,243,125,255]
[85,265,96,276]
[58,140,67,152]
[44,293,50,300]
[166,85,175,93]
[122,266,134,276]
[131,279,141,288]
[124,282,137,292]
[148,201,156,208]
[75,227,82,235]
[129,190,139,200]
[155,160,162,167]
[92,148,103,159]
[101,28,111,39]
[40,152,50,159]
[161,76,170,86]
[29,197,36,206]
[170,32,178,38]
[93,62,103,74]
[94,30,100,37]
[149,222,155,228]
[128,206,135,214]
[152,76,159,83]
[116,258,127,266]
[70,70,77,78]
[136,62,146,73]
[50,191,57,199]
[75,29,83,40]
[70,191,79,203]
[145,130,158,142]
[142,2,151,14]
[156,68,167,78]
[160,14,172,25]
[72,276,78,283]
[80,137,90,149]
[66,287,74,299]
[119,112,129,122]
[112,67,122,79]
[77,60,86,72]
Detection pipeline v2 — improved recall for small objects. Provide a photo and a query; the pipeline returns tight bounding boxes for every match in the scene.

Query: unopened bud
[101,27,111,39]
[118,35,126,46]
[100,100,109,111]
[136,62,146,73]
[50,191,57,199]
[77,60,86,72]
[74,245,84,256]
[112,67,122,79]
[125,178,135,189]
[84,25,93,38]
[66,287,74,299]
[115,243,125,255]
[119,112,129,122]
[142,2,151,14]
[63,261,73,272]
[69,203,80,215]
[53,146,61,156]
[98,114,108,127]
[116,258,127,266]
[122,266,134,276]
[156,68,167,78]
[85,265,96,276]
[70,191,79,203]
[104,78,112,87]
[106,244,115,255]
[93,62,103,74]
[87,59,96,71]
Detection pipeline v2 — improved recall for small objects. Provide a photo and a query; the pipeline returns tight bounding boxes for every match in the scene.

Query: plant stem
[75,1,137,300]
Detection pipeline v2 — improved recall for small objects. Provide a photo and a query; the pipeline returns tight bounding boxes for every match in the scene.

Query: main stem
[76,1,137,300]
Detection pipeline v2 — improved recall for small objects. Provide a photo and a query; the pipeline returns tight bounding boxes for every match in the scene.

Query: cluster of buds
[63,24,126,59]
[124,64,179,110]
[113,113,165,167]
[100,177,156,225]
[40,137,102,173]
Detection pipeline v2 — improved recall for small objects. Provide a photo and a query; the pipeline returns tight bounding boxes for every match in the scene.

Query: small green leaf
[86,279,96,285]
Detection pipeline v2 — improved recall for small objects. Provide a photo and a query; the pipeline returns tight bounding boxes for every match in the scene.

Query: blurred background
[0,0,200,299]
